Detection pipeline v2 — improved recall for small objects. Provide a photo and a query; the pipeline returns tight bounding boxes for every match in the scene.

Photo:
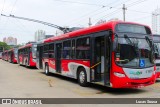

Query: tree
[0,42,11,50]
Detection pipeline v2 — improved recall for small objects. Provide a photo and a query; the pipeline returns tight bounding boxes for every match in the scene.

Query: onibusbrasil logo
[129,71,142,75]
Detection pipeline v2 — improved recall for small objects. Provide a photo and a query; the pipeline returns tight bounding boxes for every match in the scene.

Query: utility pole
[88,17,92,27]
[122,4,127,21]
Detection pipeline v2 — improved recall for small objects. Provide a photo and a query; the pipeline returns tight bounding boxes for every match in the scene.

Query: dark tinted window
[116,24,151,34]
[43,44,49,58]
[71,40,76,59]
[49,43,54,58]
[76,37,90,59]
[63,40,71,59]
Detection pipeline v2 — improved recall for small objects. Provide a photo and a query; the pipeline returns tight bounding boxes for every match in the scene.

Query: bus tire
[78,68,88,87]
[45,63,50,76]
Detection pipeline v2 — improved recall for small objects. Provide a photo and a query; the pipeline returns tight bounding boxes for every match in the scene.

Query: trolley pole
[122,4,127,21]
[88,17,92,27]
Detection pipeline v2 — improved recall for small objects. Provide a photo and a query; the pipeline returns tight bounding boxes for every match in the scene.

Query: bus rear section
[39,21,156,88]
[18,43,37,67]
[153,34,160,78]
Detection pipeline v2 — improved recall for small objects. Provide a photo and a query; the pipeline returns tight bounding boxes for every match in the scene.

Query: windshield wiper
[124,34,133,45]
[145,36,152,48]
[124,34,139,65]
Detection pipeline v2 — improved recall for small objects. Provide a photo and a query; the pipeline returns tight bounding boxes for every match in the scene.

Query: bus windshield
[115,36,154,68]
[32,44,37,58]
[116,24,151,34]
[14,49,18,58]
[154,43,160,59]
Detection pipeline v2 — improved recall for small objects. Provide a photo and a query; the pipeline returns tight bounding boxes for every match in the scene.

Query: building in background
[35,30,46,42]
[35,30,54,42]
[152,8,160,34]
[3,37,17,45]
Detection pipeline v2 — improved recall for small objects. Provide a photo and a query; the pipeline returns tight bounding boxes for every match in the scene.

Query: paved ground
[0,59,160,107]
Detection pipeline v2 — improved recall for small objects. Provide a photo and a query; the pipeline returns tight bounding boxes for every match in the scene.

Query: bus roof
[43,21,151,43]
[18,43,33,50]
[8,48,18,52]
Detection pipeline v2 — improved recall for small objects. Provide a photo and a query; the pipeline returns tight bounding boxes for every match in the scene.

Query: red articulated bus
[37,21,156,88]
[8,48,18,63]
[18,43,37,67]
[153,34,160,78]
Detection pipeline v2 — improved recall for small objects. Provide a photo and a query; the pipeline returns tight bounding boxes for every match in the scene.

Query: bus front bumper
[111,74,156,88]
[156,72,160,78]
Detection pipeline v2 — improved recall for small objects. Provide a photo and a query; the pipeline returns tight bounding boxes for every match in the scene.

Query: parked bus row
[1,21,160,88]
[1,43,37,66]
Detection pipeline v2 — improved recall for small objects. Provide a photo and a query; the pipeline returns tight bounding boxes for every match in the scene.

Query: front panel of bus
[13,48,18,63]
[111,23,156,88]
[30,44,37,66]
[153,35,160,78]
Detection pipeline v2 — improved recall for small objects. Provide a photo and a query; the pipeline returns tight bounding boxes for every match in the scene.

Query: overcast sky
[0,0,159,44]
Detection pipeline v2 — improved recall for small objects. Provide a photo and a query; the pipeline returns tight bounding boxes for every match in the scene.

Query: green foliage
[0,41,12,50]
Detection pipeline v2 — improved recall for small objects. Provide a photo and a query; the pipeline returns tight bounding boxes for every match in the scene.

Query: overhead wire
[52,0,106,7]
[0,0,6,21]
[92,0,133,24]
[93,0,150,24]
[1,0,18,37]
[68,0,132,26]
[63,0,119,25]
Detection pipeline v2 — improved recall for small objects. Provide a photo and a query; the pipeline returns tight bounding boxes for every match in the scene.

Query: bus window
[49,43,54,58]
[63,40,71,59]
[71,40,76,59]
[32,44,37,58]
[76,37,90,59]
[43,44,49,58]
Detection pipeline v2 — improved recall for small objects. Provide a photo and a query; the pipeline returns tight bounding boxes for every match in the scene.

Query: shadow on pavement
[19,64,38,70]
[156,79,160,82]
[39,71,147,95]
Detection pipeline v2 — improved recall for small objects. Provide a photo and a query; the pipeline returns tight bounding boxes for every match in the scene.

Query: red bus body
[153,34,160,78]
[37,21,156,88]
[8,48,18,63]
[18,43,37,67]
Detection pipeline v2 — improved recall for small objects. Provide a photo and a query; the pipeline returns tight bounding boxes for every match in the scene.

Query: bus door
[91,31,111,85]
[27,48,31,65]
[56,43,62,73]
[37,45,43,69]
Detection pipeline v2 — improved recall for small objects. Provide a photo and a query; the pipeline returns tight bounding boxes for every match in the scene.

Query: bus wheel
[78,68,88,87]
[45,63,50,76]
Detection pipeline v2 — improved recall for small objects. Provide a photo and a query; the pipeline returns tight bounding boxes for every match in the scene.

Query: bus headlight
[114,72,125,77]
